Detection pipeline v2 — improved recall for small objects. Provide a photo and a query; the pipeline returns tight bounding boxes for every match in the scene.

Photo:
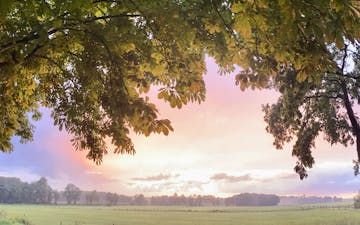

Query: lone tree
[64,183,81,205]
[31,177,52,203]
[0,0,359,174]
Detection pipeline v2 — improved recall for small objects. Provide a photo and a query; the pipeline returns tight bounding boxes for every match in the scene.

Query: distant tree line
[1,176,348,207]
[354,192,360,209]
[279,195,343,205]
[150,193,222,206]
[224,193,280,206]
[0,177,54,204]
[0,176,121,205]
[0,176,282,206]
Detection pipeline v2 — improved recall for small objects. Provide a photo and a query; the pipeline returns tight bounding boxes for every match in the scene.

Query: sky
[1,58,360,198]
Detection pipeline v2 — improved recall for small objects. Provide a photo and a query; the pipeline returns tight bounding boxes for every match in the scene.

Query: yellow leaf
[95,10,102,18]
[270,69,277,76]
[170,99,176,108]
[231,3,244,13]
[275,52,284,62]
[308,75,313,83]
[330,0,343,12]
[157,91,164,99]
[152,63,167,76]
[294,58,303,70]
[123,43,136,52]
[234,15,252,39]
[335,35,344,49]
[296,71,307,82]
[142,85,150,93]
[163,127,169,136]
[232,53,241,64]
[151,52,163,61]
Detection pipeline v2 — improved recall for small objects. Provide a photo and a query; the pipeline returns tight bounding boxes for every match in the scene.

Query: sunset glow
[1,58,359,198]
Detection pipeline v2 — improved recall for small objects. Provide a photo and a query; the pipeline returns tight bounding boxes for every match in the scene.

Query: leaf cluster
[263,45,360,176]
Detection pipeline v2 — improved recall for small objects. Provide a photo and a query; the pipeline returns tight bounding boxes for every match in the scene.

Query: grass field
[1,204,360,225]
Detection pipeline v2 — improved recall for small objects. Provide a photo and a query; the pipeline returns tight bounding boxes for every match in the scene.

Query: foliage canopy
[0,0,359,169]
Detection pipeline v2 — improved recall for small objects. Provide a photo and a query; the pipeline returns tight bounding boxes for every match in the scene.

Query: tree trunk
[357,136,360,162]
[341,80,360,161]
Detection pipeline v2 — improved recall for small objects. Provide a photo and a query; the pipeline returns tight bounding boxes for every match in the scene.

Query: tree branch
[339,45,360,160]
[72,13,142,25]
[0,13,141,54]
[211,0,234,37]
[305,94,343,99]
[33,54,68,75]
[0,32,39,54]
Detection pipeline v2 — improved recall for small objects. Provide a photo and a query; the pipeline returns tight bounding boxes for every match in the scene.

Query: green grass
[0,210,32,225]
[1,204,360,225]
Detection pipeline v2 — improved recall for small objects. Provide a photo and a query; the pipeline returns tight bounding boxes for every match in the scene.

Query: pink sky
[1,57,359,198]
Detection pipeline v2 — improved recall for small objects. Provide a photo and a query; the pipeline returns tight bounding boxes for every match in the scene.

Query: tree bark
[341,80,360,161]
[357,136,360,162]
[339,45,360,161]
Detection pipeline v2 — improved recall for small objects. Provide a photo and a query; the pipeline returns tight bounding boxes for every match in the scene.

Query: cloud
[210,171,300,195]
[181,180,208,192]
[261,173,298,182]
[127,179,208,195]
[210,173,252,183]
[210,171,298,184]
[131,173,179,182]
[0,169,40,183]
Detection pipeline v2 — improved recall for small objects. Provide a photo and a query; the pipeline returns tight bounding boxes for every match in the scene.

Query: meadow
[1,204,360,225]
